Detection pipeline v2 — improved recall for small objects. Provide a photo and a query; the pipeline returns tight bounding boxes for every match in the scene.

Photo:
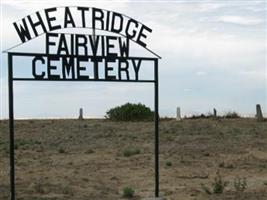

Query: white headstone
[176,107,181,121]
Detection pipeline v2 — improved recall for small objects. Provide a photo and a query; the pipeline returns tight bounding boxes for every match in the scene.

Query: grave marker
[79,108,84,120]
[256,104,264,121]
[213,108,217,118]
[176,107,181,121]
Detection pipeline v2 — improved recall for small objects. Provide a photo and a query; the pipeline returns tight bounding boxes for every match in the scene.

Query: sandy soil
[0,118,267,200]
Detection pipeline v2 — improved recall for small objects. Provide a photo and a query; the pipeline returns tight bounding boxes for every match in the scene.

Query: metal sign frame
[6,6,160,199]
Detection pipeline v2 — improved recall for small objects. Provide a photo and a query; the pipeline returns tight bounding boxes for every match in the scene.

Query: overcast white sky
[0,0,266,119]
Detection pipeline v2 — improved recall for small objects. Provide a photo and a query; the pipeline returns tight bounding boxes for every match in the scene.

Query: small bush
[234,177,247,192]
[224,111,240,118]
[106,103,154,121]
[212,172,228,194]
[123,186,135,198]
[123,148,140,157]
[188,113,213,119]
[201,171,228,195]
[58,148,66,153]
[165,161,172,167]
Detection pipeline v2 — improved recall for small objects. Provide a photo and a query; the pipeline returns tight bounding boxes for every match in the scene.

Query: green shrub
[123,147,140,157]
[165,161,172,167]
[58,148,66,153]
[189,113,213,119]
[123,186,135,198]
[201,171,228,195]
[106,103,154,121]
[224,111,240,118]
[212,172,228,194]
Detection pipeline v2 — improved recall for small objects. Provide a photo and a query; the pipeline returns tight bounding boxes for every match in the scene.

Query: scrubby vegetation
[122,186,135,198]
[234,177,247,192]
[201,171,229,194]
[106,103,154,121]
[1,118,266,200]
[165,160,172,167]
[186,111,241,119]
[123,147,140,157]
[224,111,240,118]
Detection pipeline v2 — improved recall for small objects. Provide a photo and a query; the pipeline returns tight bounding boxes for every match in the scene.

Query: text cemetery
[32,33,142,81]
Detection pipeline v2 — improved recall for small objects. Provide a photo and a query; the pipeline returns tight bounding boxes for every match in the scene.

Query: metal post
[154,59,159,197]
[8,53,15,200]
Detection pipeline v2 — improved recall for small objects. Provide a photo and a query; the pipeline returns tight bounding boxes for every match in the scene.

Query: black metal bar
[154,59,159,197]
[8,53,15,200]
[12,78,155,83]
[9,52,158,61]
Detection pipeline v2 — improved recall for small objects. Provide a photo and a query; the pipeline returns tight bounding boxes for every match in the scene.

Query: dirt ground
[0,118,267,200]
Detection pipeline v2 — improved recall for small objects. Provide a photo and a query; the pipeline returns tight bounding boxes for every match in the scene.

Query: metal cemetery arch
[6,6,161,200]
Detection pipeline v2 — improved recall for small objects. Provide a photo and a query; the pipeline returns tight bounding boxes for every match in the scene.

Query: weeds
[213,172,229,194]
[234,177,247,192]
[165,161,172,167]
[122,186,135,198]
[123,147,140,157]
[187,111,241,119]
[201,171,228,195]
[58,148,66,153]
[224,112,240,118]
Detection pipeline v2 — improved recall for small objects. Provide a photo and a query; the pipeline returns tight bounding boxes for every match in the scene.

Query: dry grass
[0,118,267,199]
